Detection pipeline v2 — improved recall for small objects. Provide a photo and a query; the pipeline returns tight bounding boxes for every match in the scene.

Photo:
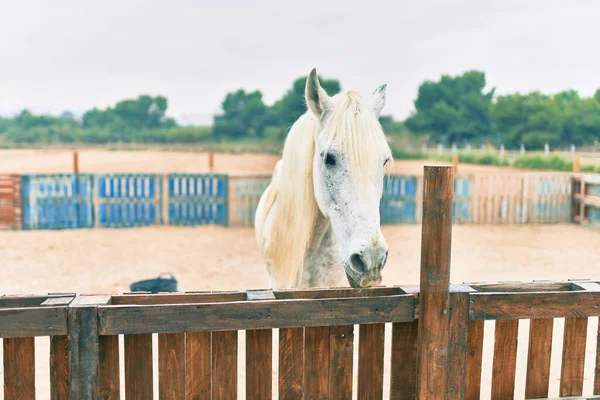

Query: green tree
[212,89,268,138]
[405,71,495,145]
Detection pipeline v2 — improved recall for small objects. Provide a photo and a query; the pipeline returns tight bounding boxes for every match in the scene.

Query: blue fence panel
[21,174,94,230]
[453,177,471,223]
[380,175,418,224]
[167,174,229,226]
[96,174,162,228]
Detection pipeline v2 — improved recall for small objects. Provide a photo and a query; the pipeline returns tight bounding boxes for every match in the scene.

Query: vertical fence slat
[125,333,153,400]
[524,319,553,399]
[279,327,304,400]
[491,320,518,400]
[186,331,212,399]
[69,306,100,399]
[246,329,272,400]
[417,165,454,399]
[212,330,238,400]
[358,323,385,399]
[447,290,471,400]
[595,318,600,395]
[328,324,354,399]
[390,320,418,399]
[98,335,120,400]
[50,335,70,400]
[3,337,35,400]
[560,317,588,397]
[159,332,185,399]
[466,320,484,400]
[304,326,330,399]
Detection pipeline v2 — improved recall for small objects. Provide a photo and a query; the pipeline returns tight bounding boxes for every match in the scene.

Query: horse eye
[325,153,336,167]
[384,157,391,167]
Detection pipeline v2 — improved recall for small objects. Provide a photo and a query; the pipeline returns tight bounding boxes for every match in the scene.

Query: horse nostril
[349,253,367,273]
[380,250,389,269]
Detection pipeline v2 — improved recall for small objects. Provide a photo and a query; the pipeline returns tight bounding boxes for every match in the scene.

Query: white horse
[255,68,393,289]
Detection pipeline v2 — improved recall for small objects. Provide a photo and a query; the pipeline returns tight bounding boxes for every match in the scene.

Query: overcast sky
[2,0,600,125]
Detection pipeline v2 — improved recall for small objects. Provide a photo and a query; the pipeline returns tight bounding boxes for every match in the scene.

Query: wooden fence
[3,166,600,399]
[572,173,600,228]
[0,174,21,230]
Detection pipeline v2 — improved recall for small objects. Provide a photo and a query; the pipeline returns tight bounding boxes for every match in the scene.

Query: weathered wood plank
[525,319,553,399]
[50,335,70,400]
[275,286,402,299]
[0,307,67,337]
[212,330,237,400]
[111,291,246,305]
[279,327,304,400]
[447,292,470,400]
[469,291,600,320]
[595,318,600,395]
[304,326,330,399]
[358,323,385,399]
[99,295,414,335]
[328,325,354,400]
[246,329,272,399]
[390,320,419,399]
[466,320,484,400]
[3,337,35,400]
[124,334,153,400]
[186,331,211,399]
[68,306,100,399]
[417,165,454,399]
[491,320,519,400]
[560,317,588,397]
[159,332,185,399]
[98,335,119,400]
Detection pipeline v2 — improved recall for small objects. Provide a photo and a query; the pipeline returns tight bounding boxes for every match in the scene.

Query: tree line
[0,71,599,150]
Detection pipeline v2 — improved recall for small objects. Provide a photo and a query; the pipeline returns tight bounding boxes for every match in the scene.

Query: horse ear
[306,68,332,118]
[372,84,387,117]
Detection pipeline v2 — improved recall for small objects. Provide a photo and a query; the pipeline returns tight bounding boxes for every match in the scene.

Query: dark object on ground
[129,273,178,293]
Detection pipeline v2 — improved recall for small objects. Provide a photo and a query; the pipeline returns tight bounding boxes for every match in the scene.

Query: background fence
[1,171,596,230]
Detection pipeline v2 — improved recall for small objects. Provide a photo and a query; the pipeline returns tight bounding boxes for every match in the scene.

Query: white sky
[2,0,600,125]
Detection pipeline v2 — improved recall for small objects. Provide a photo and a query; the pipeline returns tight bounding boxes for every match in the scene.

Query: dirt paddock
[1,224,599,399]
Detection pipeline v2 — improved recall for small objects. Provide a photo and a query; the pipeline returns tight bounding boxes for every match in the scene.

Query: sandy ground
[1,224,600,399]
[0,148,530,176]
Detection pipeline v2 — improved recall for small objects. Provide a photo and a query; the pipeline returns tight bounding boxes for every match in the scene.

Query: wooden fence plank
[186,331,212,399]
[417,165,454,399]
[560,317,588,397]
[447,291,471,400]
[525,319,553,399]
[159,332,185,399]
[390,320,418,399]
[125,334,153,400]
[99,294,414,335]
[469,291,600,320]
[0,307,68,337]
[595,318,600,396]
[99,335,119,400]
[358,323,385,399]
[50,335,70,400]
[328,325,354,400]
[3,337,35,400]
[491,320,519,400]
[246,329,272,400]
[304,326,330,399]
[212,330,237,400]
[466,320,484,400]
[279,327,304,400]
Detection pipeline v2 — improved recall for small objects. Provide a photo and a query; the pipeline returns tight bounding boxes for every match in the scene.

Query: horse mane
[266,90,392,288]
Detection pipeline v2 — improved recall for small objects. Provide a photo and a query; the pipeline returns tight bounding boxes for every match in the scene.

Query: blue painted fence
[96,174,163,228]
[21,174,94,230]
[380,175,418,224]
[167,174,228,226]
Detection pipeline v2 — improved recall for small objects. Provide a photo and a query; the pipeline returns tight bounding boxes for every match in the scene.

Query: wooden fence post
[208,152,215,172]
[573,156,580,173]
[417,165,454,399]
[69,295,111,400]
[73,152,79,174]
[452,154,459,174]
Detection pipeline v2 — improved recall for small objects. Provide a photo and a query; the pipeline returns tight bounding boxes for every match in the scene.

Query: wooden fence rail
[572,173,600,228]
[3,167,600,399]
